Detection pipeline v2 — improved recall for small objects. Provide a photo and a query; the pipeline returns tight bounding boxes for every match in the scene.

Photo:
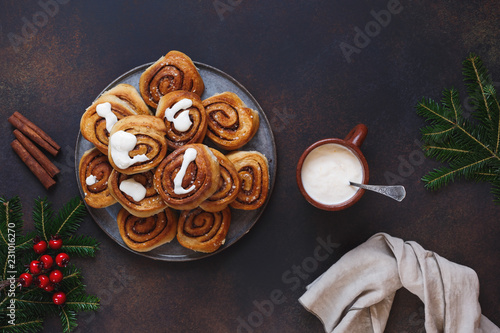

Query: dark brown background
[1,0,499,332]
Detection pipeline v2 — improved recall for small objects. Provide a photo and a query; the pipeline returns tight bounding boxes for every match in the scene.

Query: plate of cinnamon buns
[75,51,276,261]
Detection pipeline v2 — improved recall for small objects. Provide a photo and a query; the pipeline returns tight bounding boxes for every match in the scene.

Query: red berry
[43,282,55,292]
[52,291,66,305]
[29,260,42,274]
[40,254,54,270]
[49,269,64,284]
[37,275,50,289]
[19,273,33,287]
[49,235,63,250]
[33,240,47,254]
[55,253,70,267]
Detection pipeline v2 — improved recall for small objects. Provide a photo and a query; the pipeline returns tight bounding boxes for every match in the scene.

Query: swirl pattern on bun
[101,84,152,115]
[227,151,270,210]
[117,207,177,252]
[177,207,231,253]
[80,94,139,154]
[108,169,168,218]
[78,147,116,208]
[203,92,259,150]
[155,90,207,150]
[200,148,241,212]
[153,144,220,210]
[108,115,168,175]
[139,50,204,108]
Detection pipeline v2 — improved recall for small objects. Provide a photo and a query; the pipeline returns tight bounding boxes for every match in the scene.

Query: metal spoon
[349,182,406,202]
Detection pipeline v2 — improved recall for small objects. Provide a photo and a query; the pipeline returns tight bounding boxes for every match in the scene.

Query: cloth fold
[299,233,499,333]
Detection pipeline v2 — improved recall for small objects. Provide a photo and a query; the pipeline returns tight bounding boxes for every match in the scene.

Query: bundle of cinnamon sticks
[9,112,61,190]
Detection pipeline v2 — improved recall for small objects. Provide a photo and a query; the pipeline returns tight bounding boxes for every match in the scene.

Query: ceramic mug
[296,124,369,211]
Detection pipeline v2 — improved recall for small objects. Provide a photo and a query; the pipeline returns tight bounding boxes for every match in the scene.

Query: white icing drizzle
[85,175,97,186]
[119,178,147,202]
[109,130,149,169]
[96,102,118,133]
[164,99,193,132]
[173,148,197,195]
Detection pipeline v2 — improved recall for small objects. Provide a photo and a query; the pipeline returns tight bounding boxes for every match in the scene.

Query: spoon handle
[349,182,406,202]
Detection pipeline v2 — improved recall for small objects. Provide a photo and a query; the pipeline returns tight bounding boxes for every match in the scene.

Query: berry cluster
[18,235,70,305]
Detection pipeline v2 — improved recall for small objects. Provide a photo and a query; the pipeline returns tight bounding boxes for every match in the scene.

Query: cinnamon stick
[8,112,60,156]
[13,112,61,151]
[11,139,56,190]
[13,129,60,178]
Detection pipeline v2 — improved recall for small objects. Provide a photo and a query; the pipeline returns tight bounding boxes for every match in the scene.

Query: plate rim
[74,61,277,262]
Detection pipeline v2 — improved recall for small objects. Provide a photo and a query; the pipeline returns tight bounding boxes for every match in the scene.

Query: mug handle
[344,124,368,147]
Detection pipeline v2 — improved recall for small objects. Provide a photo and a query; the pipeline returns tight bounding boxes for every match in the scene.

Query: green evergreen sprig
[60,235,99,258]
[0,196,100,333]
[416,54,500,202]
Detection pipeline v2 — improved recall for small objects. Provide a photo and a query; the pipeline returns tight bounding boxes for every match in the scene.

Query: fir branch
[464,54,493,123]
[59,307,78,333]
[417,97,457,127]
[423,144,472,163]
[475,171,498,177]
[0,296,8,308]
[423,156,495,190]
[64,285,85,298]
[13,296,57,318]
[0,249,5,283]
[418,88,499,158]
[52,198,86,239]
[60,266,81,281]
[15,233,36,251]
[2,258,9,283]
[421,124,455,138]
[14,298,54,309]
[58,267,83,292]
[441,88,463,123]
[14,289,55,306]
[0,196,100,332]
[65,295,100,312]
[483,84,500,153]
[0,197,23,247]
[32,198,53,242]
[61,235,99,258]
[0,318,44,333]
[417,54,500,202]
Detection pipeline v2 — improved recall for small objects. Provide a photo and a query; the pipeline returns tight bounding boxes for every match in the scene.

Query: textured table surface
[1,0,499,332]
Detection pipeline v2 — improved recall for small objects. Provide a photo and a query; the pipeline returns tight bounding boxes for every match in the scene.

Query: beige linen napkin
[299,233,499,333]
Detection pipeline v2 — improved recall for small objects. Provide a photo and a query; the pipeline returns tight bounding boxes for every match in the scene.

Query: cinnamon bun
[80,94,139,154]
[78,147,116,208]
[117,207,177,252]
[108,115,168,175]
[102,83,151,115]
[155,90,207,150]
[139,50,204,108]
[108,169,168,218]
[227,151,270,210]
[203,92,260,150]
[153,144,220,210]
[177,207,231,253]
[199,148,241,212]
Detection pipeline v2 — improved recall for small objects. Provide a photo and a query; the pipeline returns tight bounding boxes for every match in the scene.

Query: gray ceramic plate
[75,61,277,261]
